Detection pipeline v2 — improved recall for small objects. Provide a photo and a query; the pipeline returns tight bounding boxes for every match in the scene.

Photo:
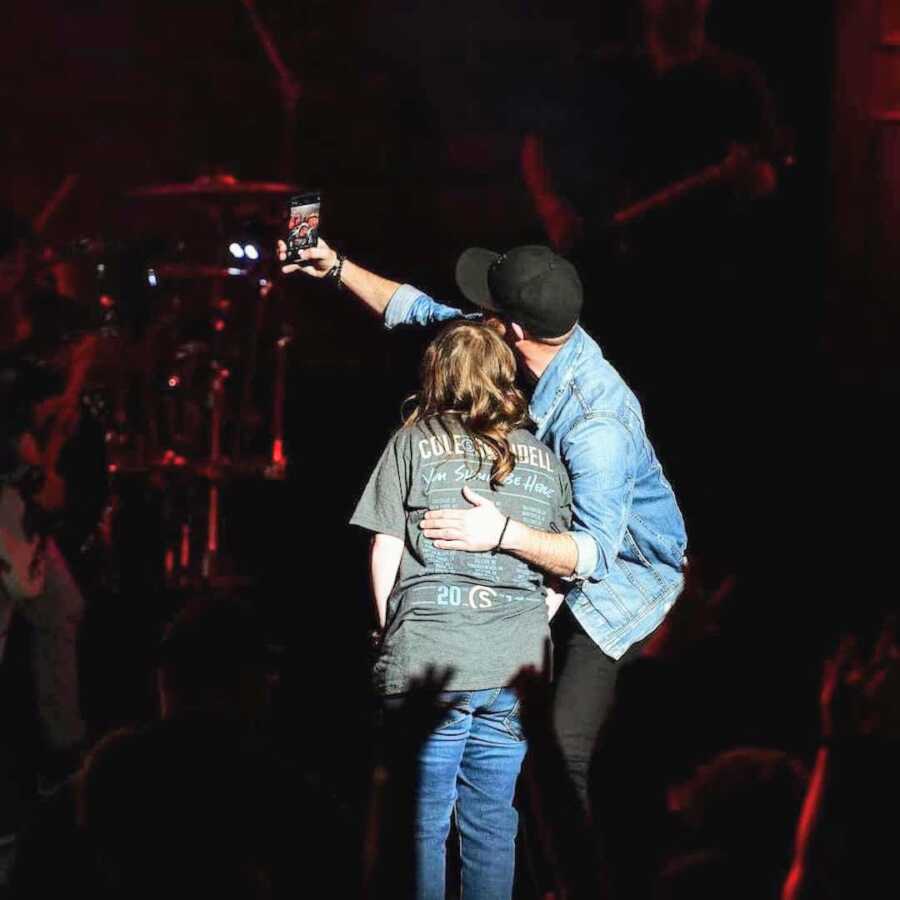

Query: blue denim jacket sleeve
[561,416,636,582]
[384,284,472,330]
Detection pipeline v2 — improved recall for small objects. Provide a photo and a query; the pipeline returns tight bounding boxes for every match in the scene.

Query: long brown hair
[404,320,530,488]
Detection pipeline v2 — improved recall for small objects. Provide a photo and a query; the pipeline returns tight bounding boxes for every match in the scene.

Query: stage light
[228,242,245,259]
[244,243,259,260]
[147,268,158,287]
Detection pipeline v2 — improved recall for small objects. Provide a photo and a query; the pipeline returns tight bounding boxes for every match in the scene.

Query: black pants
[551,606,649,809]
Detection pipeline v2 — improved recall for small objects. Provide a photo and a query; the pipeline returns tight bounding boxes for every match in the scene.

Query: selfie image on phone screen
[286,192,321,263]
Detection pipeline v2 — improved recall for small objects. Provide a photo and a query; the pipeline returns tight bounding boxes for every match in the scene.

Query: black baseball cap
[455,245,583,339]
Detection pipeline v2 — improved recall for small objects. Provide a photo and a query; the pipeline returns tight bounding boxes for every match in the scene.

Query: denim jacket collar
[528,326,589,436]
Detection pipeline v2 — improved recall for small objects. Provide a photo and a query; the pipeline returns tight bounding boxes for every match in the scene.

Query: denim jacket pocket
[622,528,653,568]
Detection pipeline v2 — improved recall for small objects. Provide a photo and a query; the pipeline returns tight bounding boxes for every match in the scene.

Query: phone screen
[286,192,321,263]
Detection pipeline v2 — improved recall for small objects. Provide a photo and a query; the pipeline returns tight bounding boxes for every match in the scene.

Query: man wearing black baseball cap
[280,237,687,806]
[454,245,584,340]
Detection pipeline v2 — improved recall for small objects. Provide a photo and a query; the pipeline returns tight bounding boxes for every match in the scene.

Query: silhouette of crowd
[2,583,897,899]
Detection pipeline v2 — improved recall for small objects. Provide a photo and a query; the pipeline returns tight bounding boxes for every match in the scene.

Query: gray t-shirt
[350,418,572,695]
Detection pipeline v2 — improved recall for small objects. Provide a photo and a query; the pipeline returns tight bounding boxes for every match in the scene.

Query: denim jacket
[385,285,687,659]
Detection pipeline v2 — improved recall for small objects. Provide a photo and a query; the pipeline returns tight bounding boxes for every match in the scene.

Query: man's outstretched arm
[277,237,400,316]
[420,485,581,578]
[278,237,465,328]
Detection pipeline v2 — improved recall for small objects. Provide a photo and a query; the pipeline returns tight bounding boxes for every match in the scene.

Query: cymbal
[129,174,300,199]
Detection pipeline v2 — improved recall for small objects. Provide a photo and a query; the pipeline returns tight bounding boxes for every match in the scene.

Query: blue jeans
[386,687,526,900]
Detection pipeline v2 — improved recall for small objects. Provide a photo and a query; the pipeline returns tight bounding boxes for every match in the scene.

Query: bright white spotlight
[228,242,245,259]
[244,243,259,260]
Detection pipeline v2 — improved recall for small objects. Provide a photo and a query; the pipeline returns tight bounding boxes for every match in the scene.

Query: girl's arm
[369,533,404,629]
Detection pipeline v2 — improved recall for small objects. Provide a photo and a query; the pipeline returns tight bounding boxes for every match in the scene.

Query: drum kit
[51,173,303,590]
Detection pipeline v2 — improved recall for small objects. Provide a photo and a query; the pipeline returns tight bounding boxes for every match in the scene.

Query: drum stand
[266,329,292,479]
[198,289,292,588]
[201,361,229,580]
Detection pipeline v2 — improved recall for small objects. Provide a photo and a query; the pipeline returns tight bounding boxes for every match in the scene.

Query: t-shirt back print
[351,419,572,694]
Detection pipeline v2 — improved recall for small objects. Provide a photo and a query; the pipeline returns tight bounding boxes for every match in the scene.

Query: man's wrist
[501,518,527,553]
[492,515,511,553]
[327,252,346,288]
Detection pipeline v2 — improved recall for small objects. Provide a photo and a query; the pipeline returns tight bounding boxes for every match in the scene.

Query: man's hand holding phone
[277,237,337,278]
[276,235,403,317]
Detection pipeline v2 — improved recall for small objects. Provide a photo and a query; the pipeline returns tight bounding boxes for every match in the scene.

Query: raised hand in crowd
[364,666,455,900]
[819,618,900,742]
[782,618,900,900]
[383,664,457,749]
[642,562,736,661]
[512,645,603,900]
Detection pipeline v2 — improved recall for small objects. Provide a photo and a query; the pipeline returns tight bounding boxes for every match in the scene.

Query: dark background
[4,0,884,800]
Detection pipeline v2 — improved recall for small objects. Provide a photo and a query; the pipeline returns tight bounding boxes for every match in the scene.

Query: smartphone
[285,192,321,263]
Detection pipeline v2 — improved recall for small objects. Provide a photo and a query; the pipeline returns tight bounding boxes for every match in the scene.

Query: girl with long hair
[351,320,572,899]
